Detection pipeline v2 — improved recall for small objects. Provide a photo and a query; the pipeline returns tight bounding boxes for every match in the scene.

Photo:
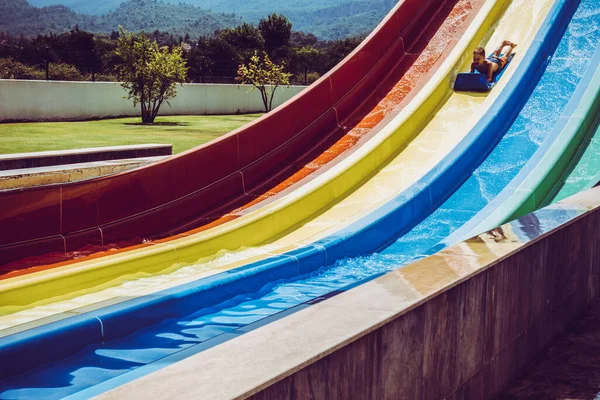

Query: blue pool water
[2,1,599,397]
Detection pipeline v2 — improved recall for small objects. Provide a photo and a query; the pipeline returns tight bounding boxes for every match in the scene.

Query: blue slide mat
[454,53,515,91]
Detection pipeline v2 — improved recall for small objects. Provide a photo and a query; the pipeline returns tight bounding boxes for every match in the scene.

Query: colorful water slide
[0,0,472,270]
[0,0,562,390]
[0,0,582,394]
[0,0,524,317]
[0,0,495,312]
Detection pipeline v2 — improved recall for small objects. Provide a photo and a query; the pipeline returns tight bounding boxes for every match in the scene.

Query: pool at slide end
[2,0,600,397]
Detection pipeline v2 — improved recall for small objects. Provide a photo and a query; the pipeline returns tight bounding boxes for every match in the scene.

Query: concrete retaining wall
[0,144,171,170]
[0,157,163,191]
[250,206,600,399]
[0,80,305,122]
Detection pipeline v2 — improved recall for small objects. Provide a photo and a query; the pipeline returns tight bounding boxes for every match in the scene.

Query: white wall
[0,80,305,122]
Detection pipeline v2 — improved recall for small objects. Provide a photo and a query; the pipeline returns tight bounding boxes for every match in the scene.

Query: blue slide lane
[0,0,586,397]
[384,2,599,258]
[444,29,600,245]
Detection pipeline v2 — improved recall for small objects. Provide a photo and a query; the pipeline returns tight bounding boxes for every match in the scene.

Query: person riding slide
[471,40,517,82]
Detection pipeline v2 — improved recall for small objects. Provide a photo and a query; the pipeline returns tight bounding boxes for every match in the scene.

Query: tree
[323,36,365,71]
[115,27,188,123]
[258,14,292,61]
[63,26,101,80]
[236,51,292,113]
[186,37,214,83]
[218,23,264,63]
[206,36,238,80]
[96,34,120,77]
[291,45,321,85]
[290,31,318,47]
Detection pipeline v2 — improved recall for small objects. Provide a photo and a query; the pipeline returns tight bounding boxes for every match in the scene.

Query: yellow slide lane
[0,0,553,335]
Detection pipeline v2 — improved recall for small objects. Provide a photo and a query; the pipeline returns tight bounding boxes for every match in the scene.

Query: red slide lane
[0,0,470,269]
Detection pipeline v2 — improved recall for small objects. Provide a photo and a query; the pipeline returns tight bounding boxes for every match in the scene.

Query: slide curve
[0,0,490,311]
[0,0,462,269]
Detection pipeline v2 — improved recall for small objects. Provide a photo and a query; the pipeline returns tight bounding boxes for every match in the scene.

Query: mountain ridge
[0,0,239,38]
[16,0,397,39]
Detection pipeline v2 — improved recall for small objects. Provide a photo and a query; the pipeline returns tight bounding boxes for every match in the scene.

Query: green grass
[0,114,262,155]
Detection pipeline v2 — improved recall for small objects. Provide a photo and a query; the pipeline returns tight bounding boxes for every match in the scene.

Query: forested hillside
[1,0,239,38]
[0,0,88,37]
[23,0,397,39]
[1,11,365,86]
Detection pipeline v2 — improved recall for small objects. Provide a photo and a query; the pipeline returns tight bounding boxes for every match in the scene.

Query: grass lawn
[0,114,262,155]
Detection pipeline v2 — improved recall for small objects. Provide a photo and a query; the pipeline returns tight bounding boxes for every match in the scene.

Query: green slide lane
[550,114,600,203]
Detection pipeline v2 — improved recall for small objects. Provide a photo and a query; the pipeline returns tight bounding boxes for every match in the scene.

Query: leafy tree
[218,23,264,63]
[95,34,120,76]
[115,27,188,123]
[28,34,61,68]
[63,26,101,79]
[48,62,86,81]
[322,35,364,71]
[290,31,318,47]
[206,36,238,80]
[290,45,321,85]
[304,71,321,85]
[186,37,215,83]
[236,50,292,113]
[259,14,292,61]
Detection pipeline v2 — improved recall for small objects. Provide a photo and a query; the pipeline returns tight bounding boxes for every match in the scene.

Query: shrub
[48,63,86,81]
[0,58,86,81]
[0,58,45,80]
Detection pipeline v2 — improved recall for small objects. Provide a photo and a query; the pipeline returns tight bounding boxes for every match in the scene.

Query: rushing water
[2,0,599,398]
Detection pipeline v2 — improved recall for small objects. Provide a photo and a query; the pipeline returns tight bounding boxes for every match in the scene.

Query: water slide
[2,0,596,396]
[0,0,473,270]
[0,0,493,309]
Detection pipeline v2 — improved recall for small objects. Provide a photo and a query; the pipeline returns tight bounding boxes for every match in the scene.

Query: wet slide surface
[0,0,564,397]
[0,0,466,272]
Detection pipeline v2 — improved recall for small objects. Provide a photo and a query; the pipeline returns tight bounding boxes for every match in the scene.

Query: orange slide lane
[1,0,481,280]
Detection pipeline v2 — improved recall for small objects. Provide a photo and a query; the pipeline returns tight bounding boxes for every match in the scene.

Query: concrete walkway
[499,300,600,399]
